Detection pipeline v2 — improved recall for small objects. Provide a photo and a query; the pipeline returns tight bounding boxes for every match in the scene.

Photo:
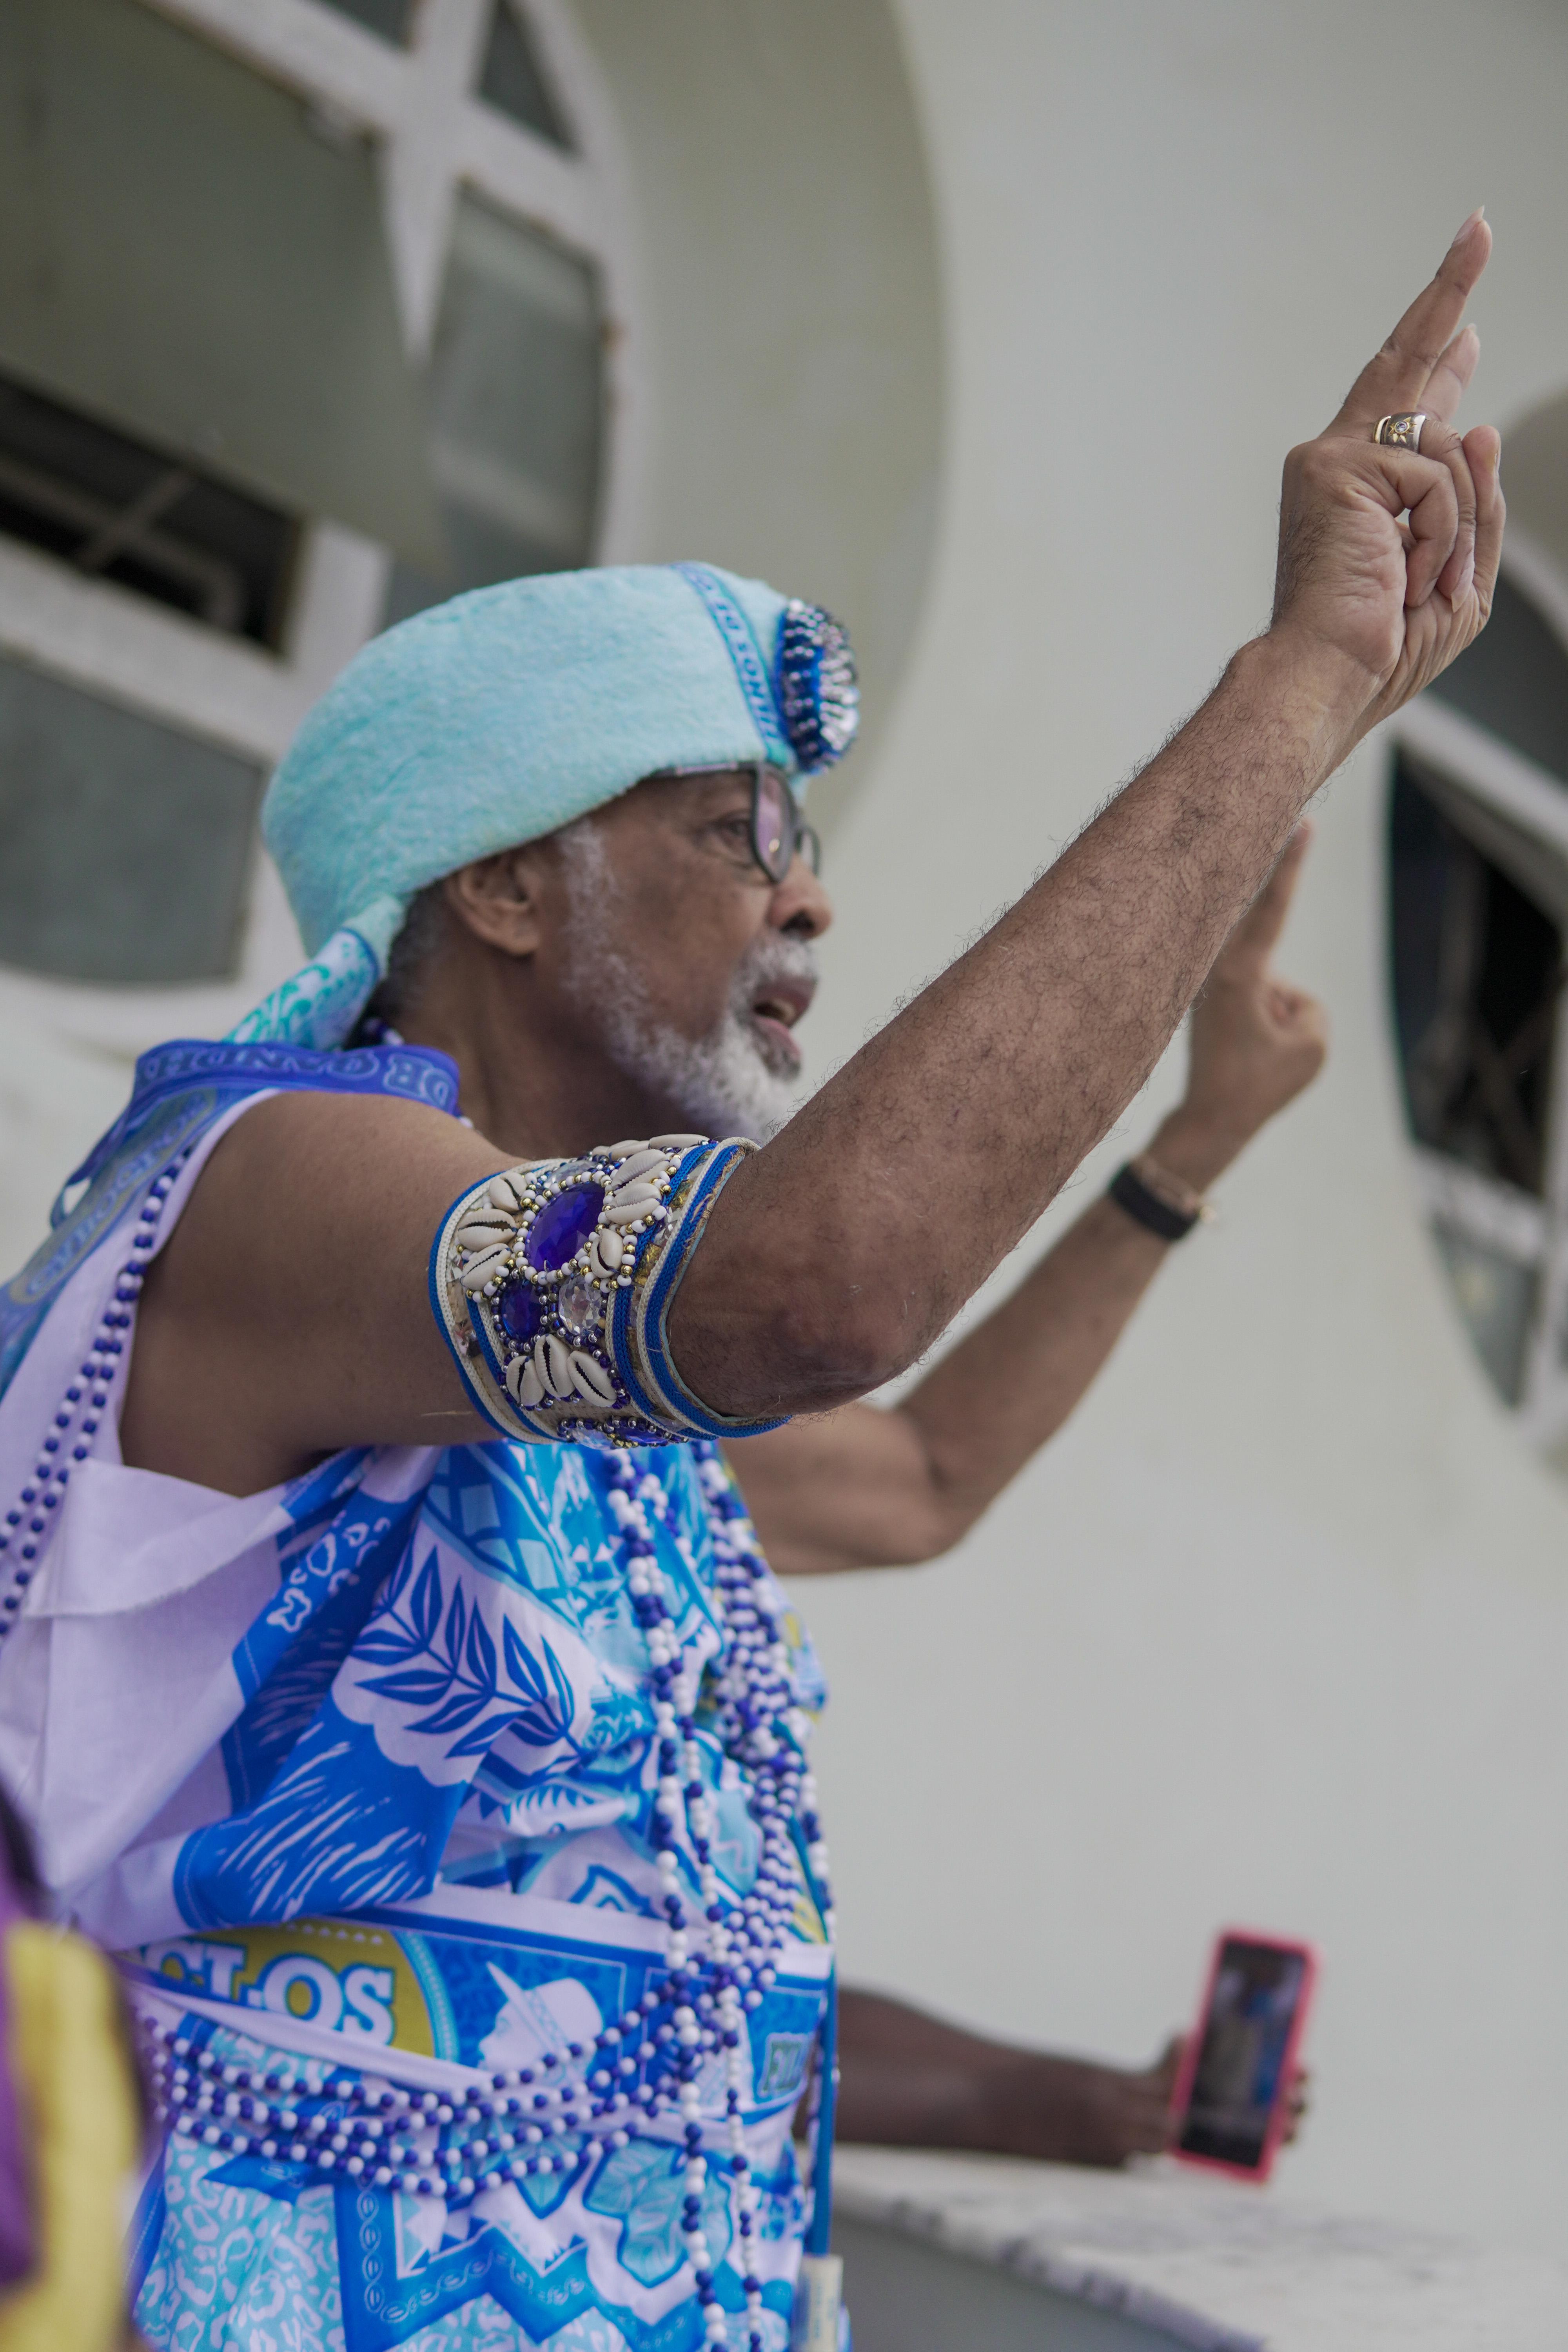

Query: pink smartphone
[1169,1928,1318,2184]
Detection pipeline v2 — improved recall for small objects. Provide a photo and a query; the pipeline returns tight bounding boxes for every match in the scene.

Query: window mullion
[454,100,606,254]
[1397,699,1568,864]
[140,0,406,133]
[379,0,490,355]
[0,522,384,766]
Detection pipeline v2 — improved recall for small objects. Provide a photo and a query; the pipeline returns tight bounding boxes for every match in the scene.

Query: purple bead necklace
[0,1150,194,1632]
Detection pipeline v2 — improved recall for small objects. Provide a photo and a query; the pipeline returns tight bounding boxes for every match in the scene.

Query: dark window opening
[479,0,572,148]
[314,0,413,44]
[0,372,299,648]
[1389,752,1563,1198]
[1429,571,1568,787]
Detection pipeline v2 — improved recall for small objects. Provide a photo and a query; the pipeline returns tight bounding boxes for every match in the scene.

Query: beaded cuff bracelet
[429,1133,785,1449]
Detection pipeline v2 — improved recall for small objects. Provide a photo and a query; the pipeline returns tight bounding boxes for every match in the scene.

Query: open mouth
[746,975,814,1069]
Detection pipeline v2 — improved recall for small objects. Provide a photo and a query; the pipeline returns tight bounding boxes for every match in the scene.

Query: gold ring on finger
[1374,412,1428,452]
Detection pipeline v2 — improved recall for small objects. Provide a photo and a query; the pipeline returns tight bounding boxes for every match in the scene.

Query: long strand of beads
[699,1445,835,2336]
[138,1440,830,2352]
[0,1147,194,1641]
[614,1452,777,2352]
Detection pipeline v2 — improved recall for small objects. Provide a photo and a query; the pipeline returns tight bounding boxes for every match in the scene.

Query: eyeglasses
[659,762,821,885]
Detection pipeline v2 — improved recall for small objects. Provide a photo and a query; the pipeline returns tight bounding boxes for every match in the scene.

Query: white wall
[790,0,1568,2261]
[4,0,1568,2268]
[570,0,944,802]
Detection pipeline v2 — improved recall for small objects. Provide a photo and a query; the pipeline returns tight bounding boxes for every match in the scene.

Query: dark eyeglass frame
[657,760,821,884]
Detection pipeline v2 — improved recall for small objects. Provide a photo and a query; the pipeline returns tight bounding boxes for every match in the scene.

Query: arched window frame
[1392,533,1568,1447]
[0,0,640,1042]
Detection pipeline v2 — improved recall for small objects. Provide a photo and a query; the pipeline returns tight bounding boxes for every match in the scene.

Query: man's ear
[442,847,550,960]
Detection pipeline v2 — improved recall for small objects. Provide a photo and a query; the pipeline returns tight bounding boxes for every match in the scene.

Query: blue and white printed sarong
[0,1042,831,2352]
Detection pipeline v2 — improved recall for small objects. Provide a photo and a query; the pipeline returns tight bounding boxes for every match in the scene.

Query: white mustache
[730,931,818,1013]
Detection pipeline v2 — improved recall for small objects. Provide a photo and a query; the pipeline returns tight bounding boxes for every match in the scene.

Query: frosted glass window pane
[0,0,439,567]
[0,656,260,984]
[385,196,602,624]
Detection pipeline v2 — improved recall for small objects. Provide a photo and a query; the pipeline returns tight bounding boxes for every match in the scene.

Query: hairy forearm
[902,1099,1251,1534]
[727,1105,1229,1572]
[727,1184,1168,1572]
[676,631,1360,1420]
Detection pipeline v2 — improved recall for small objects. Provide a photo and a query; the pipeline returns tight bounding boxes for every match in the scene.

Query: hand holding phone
[1169,1929,1317,2183]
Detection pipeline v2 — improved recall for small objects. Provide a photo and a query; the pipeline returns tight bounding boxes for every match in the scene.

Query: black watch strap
[1107,1160,1201,1241]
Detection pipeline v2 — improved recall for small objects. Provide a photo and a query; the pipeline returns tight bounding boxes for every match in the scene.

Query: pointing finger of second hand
[1419,322,1480,428]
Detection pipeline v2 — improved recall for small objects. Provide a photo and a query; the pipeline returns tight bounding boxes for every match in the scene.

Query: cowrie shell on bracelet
[603,1190,658,1223]
[649,1134,705,1150]
[602,1140,650,1161]
[506,1354,545,1408]
[537,1334,573,1399]
[609,1150,665,1190]
[588,1232,623,1278]
[487,1174,525,1213]
[569,1353,616,1406]
[460,1246,510,1290]
[457,1219,512,1248]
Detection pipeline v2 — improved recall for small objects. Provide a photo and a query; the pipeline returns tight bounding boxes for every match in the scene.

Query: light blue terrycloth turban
[232,561,857,1053]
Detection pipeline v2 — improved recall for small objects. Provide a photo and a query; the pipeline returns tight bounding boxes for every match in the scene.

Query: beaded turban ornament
[243,562,858,1053]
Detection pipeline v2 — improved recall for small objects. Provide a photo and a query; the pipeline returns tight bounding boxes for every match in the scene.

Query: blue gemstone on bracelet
[495,1279,544,1349]
[525,1183,605,1272]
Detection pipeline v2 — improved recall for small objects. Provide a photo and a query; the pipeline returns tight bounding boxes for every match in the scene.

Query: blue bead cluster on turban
[236,561,857,1053]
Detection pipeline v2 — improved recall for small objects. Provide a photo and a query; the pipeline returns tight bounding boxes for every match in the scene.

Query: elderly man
[0,217,1500,2352]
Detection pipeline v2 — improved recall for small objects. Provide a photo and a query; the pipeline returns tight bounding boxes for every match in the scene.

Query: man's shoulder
[198,1083,487,1212]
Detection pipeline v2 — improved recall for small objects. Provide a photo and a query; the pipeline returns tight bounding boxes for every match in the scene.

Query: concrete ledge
[836,2211,1205,2352]
[831,2145,1568,2350]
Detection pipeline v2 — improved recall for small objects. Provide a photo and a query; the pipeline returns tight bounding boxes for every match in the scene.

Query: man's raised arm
[122,216,1501,1497]
[672,212,1502,1421]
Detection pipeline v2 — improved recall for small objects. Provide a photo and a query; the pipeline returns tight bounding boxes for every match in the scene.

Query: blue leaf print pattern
[356,1547,579,1761]
[500,1618,577,1750]
[584,2142,734,2289]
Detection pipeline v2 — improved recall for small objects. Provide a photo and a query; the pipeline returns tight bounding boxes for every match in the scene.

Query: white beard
[558,822,815,1143]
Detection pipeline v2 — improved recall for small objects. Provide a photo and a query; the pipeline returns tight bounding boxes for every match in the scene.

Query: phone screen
[1176,1935,1308,2171]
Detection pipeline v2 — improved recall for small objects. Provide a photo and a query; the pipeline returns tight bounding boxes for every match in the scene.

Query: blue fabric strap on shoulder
[670,563,793,772]
[3,1037,459,1407]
